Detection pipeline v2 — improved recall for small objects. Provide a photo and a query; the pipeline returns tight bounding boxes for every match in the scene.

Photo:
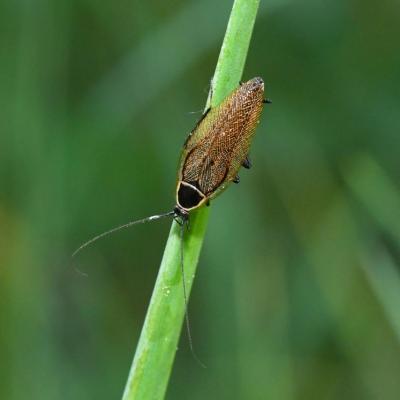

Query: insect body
[175,77,266,220]
[73,77,267,253]
[72,77,268,364]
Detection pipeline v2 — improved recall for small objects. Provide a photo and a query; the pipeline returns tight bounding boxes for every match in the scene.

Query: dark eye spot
[178,183,203,209]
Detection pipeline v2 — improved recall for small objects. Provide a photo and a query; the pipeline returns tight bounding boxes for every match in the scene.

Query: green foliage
[1,0,400,399]
[122,1,260,398]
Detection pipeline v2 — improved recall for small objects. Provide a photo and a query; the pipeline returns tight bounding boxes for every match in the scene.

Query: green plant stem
[122,1,260,399]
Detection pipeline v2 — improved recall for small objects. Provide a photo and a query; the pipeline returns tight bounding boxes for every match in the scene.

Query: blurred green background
[1,0,400,398]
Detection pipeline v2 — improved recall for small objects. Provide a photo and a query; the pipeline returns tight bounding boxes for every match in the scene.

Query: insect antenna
[72,210,175,257]
[179,221,206,368]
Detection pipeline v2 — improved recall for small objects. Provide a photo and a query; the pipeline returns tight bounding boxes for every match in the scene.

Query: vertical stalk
[122,1,260,399]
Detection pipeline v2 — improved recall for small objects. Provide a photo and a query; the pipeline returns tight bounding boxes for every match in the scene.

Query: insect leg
[263,98,272,104]
[205,77,215,107]
[183,107,211,146]
[174,216,184,226]
[242,156,252,169]
[233,176,240,184]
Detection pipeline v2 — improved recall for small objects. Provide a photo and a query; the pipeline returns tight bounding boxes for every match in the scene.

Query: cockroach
[74,77,267,253]
[73,77,269,363]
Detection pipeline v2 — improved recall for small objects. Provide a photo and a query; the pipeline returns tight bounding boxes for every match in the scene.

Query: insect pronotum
[73,77,269,363]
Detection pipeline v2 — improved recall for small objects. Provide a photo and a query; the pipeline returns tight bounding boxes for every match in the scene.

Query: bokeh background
[1,0,400,398]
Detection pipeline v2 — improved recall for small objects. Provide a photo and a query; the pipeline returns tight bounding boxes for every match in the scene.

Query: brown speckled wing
[179,78,265,197]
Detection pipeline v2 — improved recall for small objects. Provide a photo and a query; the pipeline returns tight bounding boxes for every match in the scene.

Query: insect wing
[179,78,265,197]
